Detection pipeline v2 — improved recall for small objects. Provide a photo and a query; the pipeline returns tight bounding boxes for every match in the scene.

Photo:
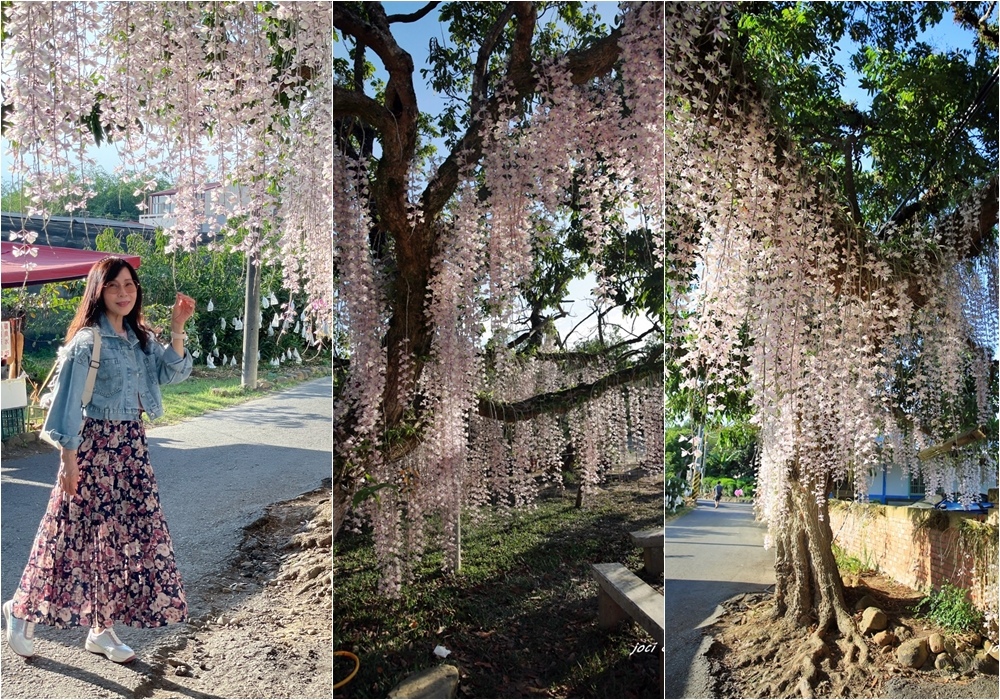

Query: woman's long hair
[65,257,151,350]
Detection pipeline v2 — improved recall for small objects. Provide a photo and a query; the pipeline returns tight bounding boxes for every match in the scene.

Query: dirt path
[143,483,333,699]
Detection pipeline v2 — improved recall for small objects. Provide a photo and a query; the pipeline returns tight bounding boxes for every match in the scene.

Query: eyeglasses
[104,281,139,294]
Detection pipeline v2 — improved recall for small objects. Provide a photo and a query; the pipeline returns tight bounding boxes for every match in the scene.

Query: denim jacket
[41,313,193,450]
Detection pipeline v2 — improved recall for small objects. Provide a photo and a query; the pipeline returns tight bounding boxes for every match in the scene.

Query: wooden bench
[591,562,664,647]
[629,527,663,575]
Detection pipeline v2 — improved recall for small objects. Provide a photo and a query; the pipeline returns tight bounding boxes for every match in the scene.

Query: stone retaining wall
[828,501,996,610]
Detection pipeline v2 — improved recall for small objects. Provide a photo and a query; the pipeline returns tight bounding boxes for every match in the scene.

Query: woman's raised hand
[171,293,196,329]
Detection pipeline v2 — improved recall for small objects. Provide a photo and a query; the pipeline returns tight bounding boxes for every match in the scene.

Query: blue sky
[836,7,993,110]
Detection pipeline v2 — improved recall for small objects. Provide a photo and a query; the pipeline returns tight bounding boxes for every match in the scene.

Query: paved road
[0,377,331,699]
[665,500,775,699]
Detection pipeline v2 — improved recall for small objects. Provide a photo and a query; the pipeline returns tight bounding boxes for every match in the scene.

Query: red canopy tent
[1,242,140,288]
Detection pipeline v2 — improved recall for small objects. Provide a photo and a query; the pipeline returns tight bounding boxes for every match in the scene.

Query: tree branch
[894,176,999,308]
[332,4,411,76]
[842,134,863,225]
[386,2,441,24]
[535,328,660,364]
[422,24,623,220]
[472,4,520,103]
[333,85,396,137]
[951,1,999,48]
[477,346,663,422]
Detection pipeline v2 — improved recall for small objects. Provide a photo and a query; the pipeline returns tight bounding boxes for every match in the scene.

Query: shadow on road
[1,438,332,599]
[1,655,221,699]
[209,402,330,431]
[663,502,774,699]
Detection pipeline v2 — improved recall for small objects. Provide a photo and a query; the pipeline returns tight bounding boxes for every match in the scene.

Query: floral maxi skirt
[12,418,187,629]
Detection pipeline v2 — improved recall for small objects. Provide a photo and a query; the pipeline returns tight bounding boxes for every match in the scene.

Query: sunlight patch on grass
[333,478,663,698]
[154,365,329,425]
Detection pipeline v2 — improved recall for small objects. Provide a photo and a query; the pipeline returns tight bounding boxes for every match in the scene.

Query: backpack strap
[31,328,103,405]
[81,331,101,406]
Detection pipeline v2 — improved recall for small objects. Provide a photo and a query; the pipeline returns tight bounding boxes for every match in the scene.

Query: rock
[860,607,888,634]
[302,565,326,581]
[873,631,895,647]
[854,594,878,611]
[388,664,460,699]
[954,651,974,673]
[896,638,929,669]
[944,637,958,656]
[975,650,999,675]
[928,632,946,654]
[934,653,953,670]
[174,664,194,677]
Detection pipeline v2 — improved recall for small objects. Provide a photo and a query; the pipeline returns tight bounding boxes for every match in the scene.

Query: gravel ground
[142,482,333,699]
[881,675,999,698]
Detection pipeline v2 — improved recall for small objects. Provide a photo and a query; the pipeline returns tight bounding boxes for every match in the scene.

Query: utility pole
[241,254,261,389]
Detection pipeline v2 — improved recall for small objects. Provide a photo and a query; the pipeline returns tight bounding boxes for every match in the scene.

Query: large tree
[332,1,664,586]
[666,3,997,696]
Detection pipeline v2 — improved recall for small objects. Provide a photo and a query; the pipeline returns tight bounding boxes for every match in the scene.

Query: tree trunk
[333,476,353,544]
[741,465,873,697]
[772,470,865,647]
[240,257,261,389]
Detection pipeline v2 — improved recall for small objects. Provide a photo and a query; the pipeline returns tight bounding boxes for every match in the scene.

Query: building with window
[140,183,246,234]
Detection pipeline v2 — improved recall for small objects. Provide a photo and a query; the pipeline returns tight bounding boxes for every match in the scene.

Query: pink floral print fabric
[12,419,187,629]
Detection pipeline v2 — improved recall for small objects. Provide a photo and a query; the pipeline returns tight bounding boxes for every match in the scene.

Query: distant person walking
[3,257,195,664]
[714,482,723,509]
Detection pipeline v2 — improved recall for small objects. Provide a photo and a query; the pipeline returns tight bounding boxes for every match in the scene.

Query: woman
[3,257,195,663]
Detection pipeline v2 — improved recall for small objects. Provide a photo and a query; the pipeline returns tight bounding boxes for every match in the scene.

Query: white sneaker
[85,627,136,663]
[2,600,36,658]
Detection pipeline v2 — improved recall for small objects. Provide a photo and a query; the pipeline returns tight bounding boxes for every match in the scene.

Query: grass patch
[155,363,329,425]
[832,542,875,576]
[15,345,330,429]
[333,476,663,699]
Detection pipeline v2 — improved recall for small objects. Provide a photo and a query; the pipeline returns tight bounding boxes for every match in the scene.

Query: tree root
[722,602,876,698]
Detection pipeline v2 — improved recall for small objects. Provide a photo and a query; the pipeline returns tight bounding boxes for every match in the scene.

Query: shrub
[665,474,688,513]
[1,280,85,351]
[664,425,690,478]
[916,583,984,633]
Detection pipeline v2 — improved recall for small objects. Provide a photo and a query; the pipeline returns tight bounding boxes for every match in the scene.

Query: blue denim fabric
[41,313,193,450]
